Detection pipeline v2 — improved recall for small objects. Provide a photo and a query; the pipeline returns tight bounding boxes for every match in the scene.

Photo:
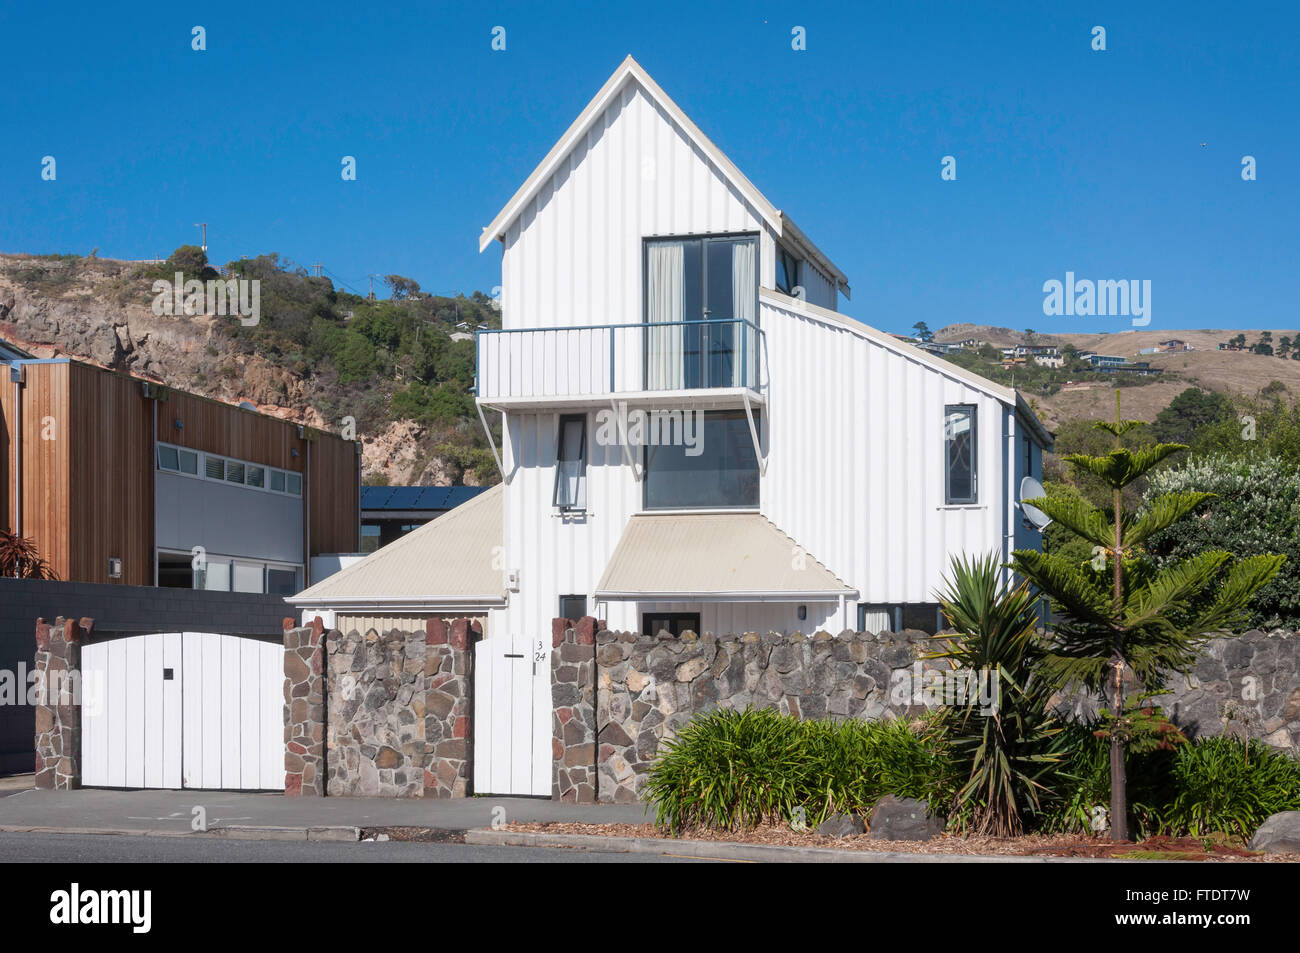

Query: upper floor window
[775,246,800,295]
[944,404,977,504]
[553,414,587,511]
[644,234,758,390]
[643,410,759,510]
[159,442,302,497]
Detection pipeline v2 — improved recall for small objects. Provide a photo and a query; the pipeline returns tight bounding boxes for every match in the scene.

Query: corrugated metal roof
[360,485,492,512]
[595,512,856,601]
[291,483,504,608]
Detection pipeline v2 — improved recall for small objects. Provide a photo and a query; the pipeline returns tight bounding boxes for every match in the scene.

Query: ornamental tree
[1011,393,1284,841]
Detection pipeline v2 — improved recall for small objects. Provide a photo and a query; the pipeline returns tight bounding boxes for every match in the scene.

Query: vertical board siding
[3,362,357,585]
[68,362,154,584]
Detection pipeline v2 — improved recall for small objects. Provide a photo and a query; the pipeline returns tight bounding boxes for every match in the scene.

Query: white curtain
[647,242,684,390]
[731,241,756,387]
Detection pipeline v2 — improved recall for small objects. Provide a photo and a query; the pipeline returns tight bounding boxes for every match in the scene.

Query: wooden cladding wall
[3,361,358,584]
[155,389,307,472]
[68,363,155,585]
[308,434,360,556]
[1,363,73,580]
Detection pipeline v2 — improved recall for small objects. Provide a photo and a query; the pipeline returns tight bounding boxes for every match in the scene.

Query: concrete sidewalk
[0,786,652,841]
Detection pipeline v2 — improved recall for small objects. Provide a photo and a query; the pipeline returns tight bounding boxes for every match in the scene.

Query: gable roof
[289,483,505,610]
[478,55,851,298]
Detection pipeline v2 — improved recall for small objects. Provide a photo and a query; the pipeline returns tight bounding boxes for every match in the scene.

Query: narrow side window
[553,414,587,511]
[944,404,977,504]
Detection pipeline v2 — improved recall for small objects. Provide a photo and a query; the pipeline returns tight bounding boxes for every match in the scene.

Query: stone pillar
[424,617,479,797]
[551,617,598,802]
[284,618,325,796]
[33,616,92,790]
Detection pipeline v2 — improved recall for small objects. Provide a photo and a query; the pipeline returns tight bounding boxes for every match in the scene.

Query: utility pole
[368,274,379,300]
[193,222,208,252]
[312,262,323,277]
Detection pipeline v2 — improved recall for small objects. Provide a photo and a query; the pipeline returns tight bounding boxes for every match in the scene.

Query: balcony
[475,318,766,411]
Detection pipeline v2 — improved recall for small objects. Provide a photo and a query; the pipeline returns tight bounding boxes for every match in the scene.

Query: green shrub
[643,707,952,832]
[1044,728,1300,840]
[1143,454,1300,628]
[1163,736,1300,840]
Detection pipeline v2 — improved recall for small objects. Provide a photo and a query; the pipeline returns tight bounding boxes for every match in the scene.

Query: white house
[295,54,1052,639]
[290,56,1053,791]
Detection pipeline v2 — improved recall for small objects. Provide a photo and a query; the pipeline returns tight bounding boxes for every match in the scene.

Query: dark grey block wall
[0,578,290,774]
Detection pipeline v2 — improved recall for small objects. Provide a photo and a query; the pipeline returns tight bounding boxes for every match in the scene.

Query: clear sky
[1,1,1295,336]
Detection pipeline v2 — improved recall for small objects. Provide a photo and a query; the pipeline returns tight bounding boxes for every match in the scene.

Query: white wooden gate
[473,632,551,795]
[81,632,283,790]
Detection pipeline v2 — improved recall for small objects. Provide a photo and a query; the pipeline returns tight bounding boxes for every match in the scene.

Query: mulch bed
[499,821,1297,862]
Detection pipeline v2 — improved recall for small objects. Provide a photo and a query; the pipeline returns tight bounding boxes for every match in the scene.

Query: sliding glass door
[645,234,757,390]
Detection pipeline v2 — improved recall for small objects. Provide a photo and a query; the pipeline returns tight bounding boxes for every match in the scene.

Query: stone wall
[284,619,326,796]
[1162,630,1299,748]
[551,617,599,802]
[554,621,1300,805]
[301,618,478,798]
[32,616,91,789]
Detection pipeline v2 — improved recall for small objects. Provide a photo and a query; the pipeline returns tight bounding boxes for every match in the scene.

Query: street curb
[463,828,1121,862]
[0,824,360,843]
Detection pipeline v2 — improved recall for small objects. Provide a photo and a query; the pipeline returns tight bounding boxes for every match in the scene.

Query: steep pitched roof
[477,55,850,298]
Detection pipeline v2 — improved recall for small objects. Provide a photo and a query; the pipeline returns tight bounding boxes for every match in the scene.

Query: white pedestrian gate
[81,632,283,790]
[473,632,551,795]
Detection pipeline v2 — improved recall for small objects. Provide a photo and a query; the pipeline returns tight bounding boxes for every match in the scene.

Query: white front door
[473,632,551,795]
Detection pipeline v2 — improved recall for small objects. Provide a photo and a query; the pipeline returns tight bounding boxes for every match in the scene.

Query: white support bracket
[477,402,510,484]
[742,392,767,477]
[612,398,643,482]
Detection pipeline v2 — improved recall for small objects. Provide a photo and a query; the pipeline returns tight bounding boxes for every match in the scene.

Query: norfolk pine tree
[1011,393,1284,841]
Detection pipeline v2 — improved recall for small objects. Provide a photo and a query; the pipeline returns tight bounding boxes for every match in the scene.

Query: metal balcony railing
[475,318,764,402]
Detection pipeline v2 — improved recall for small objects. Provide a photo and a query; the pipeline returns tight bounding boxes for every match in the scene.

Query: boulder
[868,795,943,841]
[816,812,866,837]
[1249,812,1300,854]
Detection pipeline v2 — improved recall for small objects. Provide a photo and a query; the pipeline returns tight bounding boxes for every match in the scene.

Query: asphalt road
[0,831,707,863]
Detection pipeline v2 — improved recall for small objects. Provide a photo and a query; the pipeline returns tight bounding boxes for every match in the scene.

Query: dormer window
[775,246,800,295]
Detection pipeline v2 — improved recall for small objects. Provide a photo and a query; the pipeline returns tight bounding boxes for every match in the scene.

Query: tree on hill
[913,321,933,342]
[1013,393,1285,841]
[1230,333,1247,349]
[1279,336,1292,360]
[168,244,209,276]
[1150,388,1232,446]
[385,275,422,300]
[1253,331,1274,356]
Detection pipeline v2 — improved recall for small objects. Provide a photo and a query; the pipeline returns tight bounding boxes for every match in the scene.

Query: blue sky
[1,1,1295,336]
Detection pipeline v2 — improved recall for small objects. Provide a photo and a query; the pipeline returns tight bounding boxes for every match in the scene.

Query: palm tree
[1011,393,1284,840]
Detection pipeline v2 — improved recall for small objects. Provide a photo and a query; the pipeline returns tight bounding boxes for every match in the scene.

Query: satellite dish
[1019,476,1052,531]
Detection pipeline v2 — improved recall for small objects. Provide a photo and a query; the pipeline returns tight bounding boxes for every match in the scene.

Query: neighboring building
[295,55,1053,640]
[1158,339,1190,352]
[360,484,493,550]
[2,349,360,593]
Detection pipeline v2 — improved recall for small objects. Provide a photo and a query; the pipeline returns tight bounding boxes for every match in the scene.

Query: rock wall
[310,618,478,798]
[32,616,91,789]
[553,622,1300,805]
